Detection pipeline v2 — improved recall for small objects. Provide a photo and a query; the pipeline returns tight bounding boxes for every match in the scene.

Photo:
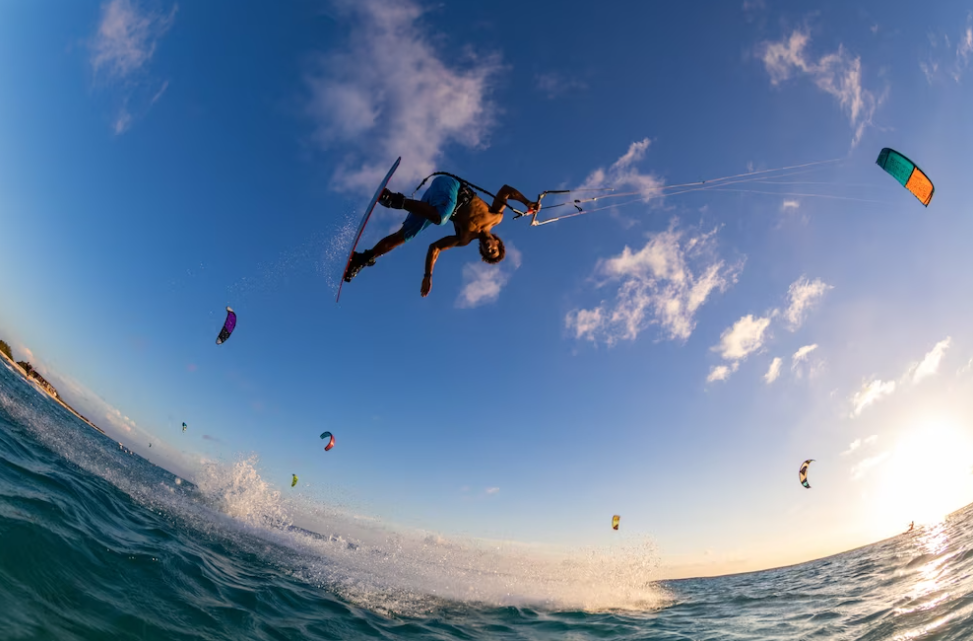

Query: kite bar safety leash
[411,172,612,219]
[412,158,842,227]
[522,157,844,226]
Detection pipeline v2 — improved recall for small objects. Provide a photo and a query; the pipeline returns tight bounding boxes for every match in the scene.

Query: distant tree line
[0,340,10,360]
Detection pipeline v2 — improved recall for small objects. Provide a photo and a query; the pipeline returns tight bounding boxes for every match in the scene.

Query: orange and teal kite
[875,148,934,206]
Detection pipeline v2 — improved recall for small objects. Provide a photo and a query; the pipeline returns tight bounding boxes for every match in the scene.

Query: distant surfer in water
[343,176,538,297]
[908,521,915,532]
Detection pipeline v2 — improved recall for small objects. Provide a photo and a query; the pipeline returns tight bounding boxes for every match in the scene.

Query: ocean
[2,362,972,641]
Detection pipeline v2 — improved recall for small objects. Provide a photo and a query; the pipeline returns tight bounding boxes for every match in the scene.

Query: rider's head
[478,232,505,264]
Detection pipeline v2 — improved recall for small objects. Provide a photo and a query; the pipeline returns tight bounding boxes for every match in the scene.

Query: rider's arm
[421,235,461,297]
[490,185,538,214]
[424,235,461,277]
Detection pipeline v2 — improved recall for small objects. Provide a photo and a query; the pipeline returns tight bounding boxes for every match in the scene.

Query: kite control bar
[513,188,617,226]
[412,171,617,226]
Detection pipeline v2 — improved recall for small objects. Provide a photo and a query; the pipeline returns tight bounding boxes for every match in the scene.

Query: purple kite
[216,307,236,345]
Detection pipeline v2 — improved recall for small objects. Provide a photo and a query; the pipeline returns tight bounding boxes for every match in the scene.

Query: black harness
[454,182,475,215]
[412,172,488,213]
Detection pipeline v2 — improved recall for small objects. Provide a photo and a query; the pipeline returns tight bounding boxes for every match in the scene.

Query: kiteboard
[336,156,402,302]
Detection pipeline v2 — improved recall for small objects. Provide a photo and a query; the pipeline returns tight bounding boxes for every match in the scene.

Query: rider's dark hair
[479,233,505,264]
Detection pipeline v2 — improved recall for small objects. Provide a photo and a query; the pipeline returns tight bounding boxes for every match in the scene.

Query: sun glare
[869,419,973,533]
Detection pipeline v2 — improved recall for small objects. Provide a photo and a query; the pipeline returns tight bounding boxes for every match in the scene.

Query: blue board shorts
[400,176,460,242]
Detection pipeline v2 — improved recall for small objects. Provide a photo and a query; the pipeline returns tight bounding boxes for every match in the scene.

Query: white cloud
[566,308,604,341]
[954,15,973,82]
[760,30,879,146]
[305,0,501,193]
[149,79,169,105]
[791,344,822,379]
[782,276,832,330]
[764,357,782,383]
[851,452,889,480]
[958,358,973,376]
[535,72,587,98]
[780,199,800,211]
[456,246,522,308]
[89,0,175,134]
[842,434,878,456]
[707,363,739,383]
[566,227,738,345]
[851,378,896,416]
[113,104,133,135]
[920,17,973,83]
[792,343,818,365]
[17,346,43,373]
[578,138,665,201]
[485,487,500,495]
[920,59,939,84]
[911,337,951,384]
[713,314,771,361]
[91,0,175,80]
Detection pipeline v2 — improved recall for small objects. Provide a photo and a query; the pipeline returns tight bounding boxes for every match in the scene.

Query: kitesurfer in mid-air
[343,175,538,297]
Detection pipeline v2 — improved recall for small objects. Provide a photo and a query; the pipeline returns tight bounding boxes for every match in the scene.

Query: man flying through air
[343,175,538,297]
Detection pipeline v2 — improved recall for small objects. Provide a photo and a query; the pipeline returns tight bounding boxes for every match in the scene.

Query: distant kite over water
[216,307,237,345]
[182,422,187,433]
[799,459,814,489]
[612,515,620,530]
[320,431,335,452]
[291,474,298,488]
[876,148,934,206]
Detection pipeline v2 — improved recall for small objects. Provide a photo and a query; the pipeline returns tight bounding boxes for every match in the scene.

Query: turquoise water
[2,362,973,640]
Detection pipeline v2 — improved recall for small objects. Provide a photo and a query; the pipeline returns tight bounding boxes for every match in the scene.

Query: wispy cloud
[485,487,500,495]
[764,357,782,383]
[851,451,889,480]
[149,79,169,105]
[780,199,800,212]
[842,434,878,456]
[706,315,771,383]
[920,15,973,83]
[851,378,896,416]
[846,337,954,417]
[17,346,42,373]
[90,0,175,80]
[707,363,738,383]
[958,358,973,376]
[89,0,176,134]
[792,343,818,366]
[566,226,739,345]
[705,276,827,384]
[714,315,771,361]
[305,0,501,193]
[781,276,832,331]
[456,245,522,308]
[790,344,822,379]
[578,138,665,201]
[954,14,973,82]
[535,72,587,99]
[760,30,879,146]
[910,337,951,384]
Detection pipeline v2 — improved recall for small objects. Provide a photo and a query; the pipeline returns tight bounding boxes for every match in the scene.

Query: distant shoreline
[0,350,105,435]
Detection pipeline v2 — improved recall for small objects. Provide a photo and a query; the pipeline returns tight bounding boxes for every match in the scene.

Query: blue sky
[2,0,973,578]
